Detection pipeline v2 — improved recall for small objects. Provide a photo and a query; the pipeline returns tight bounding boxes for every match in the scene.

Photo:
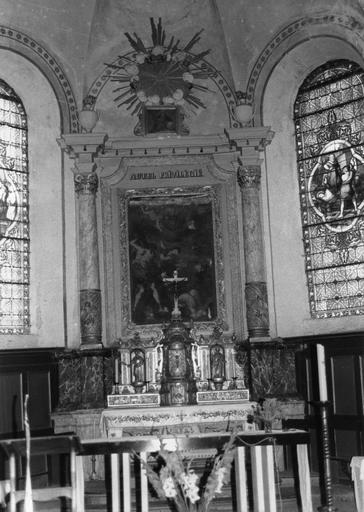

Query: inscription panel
[130,168,204,181]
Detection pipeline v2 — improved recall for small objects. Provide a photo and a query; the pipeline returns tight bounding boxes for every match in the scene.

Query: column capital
[237,165,261,189]
[224,126,274,154]
[57,133,107,166]
[74,172,99,195]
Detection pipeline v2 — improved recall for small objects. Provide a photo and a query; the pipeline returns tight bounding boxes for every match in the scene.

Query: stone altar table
[100,402,254,438]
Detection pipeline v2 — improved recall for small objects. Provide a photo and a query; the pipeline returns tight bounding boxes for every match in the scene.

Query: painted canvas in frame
[126,191,217,325]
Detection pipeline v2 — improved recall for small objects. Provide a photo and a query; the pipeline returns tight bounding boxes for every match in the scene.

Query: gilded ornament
[105,17,215,116]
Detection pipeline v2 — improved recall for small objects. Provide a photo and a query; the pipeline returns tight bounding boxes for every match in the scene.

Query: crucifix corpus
[162,269,188,319]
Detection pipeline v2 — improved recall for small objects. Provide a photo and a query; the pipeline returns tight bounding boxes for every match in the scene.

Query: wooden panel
[334,430,360,459]
[27,370,52,430]
[331,355,357,415]
[0,348,58,436]
[327,345,364,458]
[0,372,22,435]
[0,350,60,485]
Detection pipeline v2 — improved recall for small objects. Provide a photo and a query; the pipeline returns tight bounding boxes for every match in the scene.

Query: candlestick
[114,356,119,385]
[316,343,328,402]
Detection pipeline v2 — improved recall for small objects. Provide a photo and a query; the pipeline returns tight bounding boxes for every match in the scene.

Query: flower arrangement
[136,431,237,512]
[252,398,283,432]
[106,17,215,116]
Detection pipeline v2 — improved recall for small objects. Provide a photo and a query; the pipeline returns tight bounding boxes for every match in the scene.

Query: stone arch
[247,13,364,125]
[0,26,78,133]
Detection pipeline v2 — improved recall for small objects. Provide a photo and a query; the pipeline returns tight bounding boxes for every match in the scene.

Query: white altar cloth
[100,401,254,438]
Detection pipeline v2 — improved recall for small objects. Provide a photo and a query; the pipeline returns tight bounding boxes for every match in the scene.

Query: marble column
[225,127,274,339]
[237,164,269,338]
[58,134,106,348]
[74,170,102,347]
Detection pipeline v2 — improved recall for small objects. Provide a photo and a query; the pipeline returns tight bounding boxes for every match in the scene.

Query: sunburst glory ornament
[106,17,215,116]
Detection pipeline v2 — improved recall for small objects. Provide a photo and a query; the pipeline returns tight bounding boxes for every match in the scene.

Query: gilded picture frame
[119,186,226,337]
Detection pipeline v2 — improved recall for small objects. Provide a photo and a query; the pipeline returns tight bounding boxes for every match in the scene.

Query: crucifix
[163,269,188,319]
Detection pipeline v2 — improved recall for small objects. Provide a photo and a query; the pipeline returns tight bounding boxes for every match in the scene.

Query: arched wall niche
[0,48,78,349]
[261,35,364,338]
[248,13,364,126]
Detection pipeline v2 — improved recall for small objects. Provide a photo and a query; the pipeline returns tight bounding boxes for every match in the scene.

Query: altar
[53,98,282,487]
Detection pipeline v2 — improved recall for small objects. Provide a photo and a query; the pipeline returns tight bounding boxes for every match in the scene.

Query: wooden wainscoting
[0,348,59,482]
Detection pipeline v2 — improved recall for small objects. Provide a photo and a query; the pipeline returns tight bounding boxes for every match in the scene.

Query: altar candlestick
[114,356,119,385]
[316,343,328,402]
[24,394,34,512]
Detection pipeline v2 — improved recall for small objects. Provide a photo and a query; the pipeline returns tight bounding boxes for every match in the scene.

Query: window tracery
[0,79,29,333]
[295,60,364,318]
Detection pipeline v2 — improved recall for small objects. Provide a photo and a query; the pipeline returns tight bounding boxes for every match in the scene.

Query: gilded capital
[74,172,99,195]
[237,166,261,189]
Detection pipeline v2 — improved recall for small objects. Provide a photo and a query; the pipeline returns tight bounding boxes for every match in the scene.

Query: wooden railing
[80,430,313,512]
[0,435,84,512]
[1,430,313,512]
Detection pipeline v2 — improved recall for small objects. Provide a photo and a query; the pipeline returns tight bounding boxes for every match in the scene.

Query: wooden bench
[0,435,84,512]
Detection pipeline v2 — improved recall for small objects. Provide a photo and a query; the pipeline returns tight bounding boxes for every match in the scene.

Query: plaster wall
[0,0,95,105]
[0,1,362,101]
[262,36,364,337]
[215,0,364,92]
[0,49,78,349]
[86,0,234,82]
[0,1,363,134]
[90,0,234,137]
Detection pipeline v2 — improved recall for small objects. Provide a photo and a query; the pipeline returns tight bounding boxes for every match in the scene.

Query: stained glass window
[0,80,29,333]
[294,60,364,318]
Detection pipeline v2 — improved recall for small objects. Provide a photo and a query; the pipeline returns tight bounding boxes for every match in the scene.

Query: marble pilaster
[238,165,269,337]
[225,127,274,339]
[58,133,106,348]
[75,172,102,346]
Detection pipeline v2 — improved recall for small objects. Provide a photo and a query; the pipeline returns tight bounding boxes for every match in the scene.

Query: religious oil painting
[127,192,217,325]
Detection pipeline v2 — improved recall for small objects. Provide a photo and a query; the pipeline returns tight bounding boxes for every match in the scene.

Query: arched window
[0,80,29,333]
[294,60,364,318]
